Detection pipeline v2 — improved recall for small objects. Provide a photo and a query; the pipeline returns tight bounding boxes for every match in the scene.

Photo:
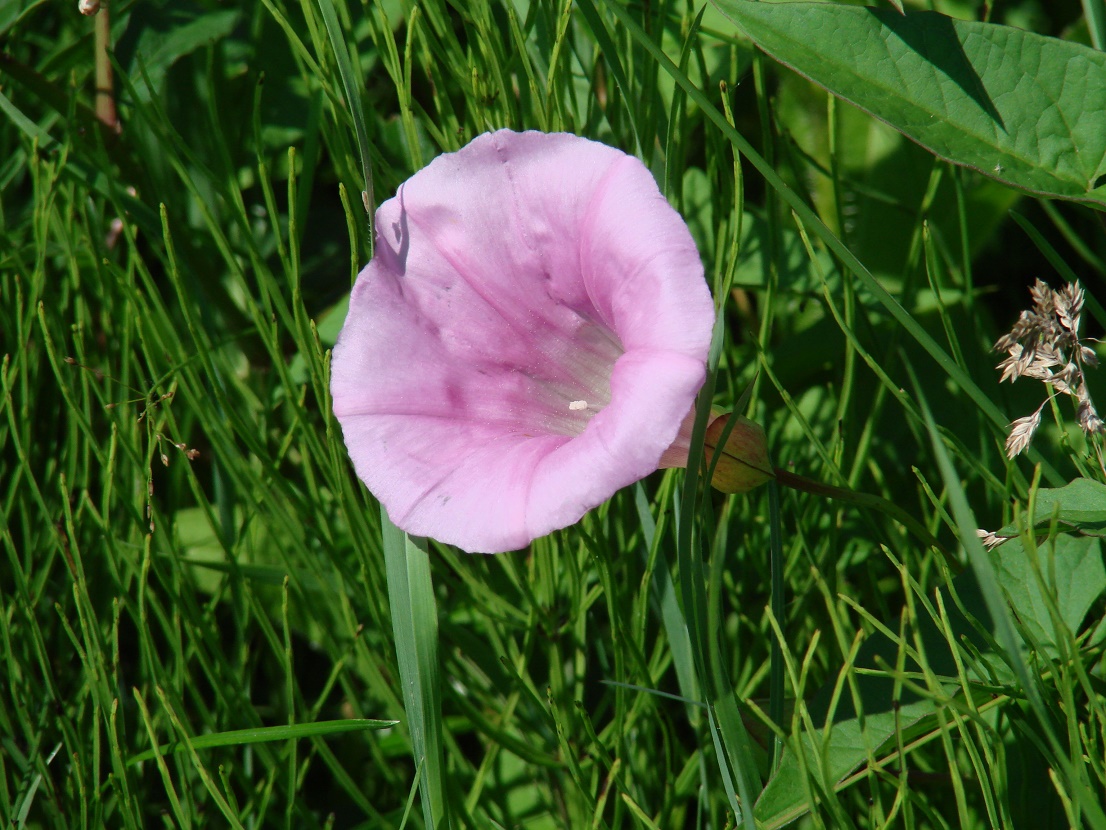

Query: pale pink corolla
[330,130,715,553]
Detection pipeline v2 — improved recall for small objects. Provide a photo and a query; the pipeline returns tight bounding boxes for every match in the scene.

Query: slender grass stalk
[772,467,950,562]
[1083,0,1106,50]
[315,0,374,243]
[767,481,785,775]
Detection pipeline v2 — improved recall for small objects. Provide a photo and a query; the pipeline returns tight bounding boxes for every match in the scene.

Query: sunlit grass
[3,0,1105,828]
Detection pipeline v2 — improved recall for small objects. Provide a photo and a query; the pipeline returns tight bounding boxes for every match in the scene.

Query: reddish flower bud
[703,413,773,494]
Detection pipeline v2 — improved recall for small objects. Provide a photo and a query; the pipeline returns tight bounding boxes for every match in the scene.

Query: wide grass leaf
[382,518,450,829]
[713,0,1106,207]
[127,719,397,766]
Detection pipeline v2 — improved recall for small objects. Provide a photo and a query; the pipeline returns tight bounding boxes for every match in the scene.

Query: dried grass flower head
[330,130,716,553]
[995,278,1102,459]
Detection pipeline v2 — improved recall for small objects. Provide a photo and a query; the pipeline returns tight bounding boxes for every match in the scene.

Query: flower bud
[704,413,773,494]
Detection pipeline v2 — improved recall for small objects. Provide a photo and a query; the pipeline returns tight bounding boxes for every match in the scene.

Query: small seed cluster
[994,279,1102,459]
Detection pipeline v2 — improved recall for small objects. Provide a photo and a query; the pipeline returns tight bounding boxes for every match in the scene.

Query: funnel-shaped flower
[331,130,715,553]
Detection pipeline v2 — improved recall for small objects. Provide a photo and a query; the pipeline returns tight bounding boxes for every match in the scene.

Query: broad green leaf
[995,477,1106,537]
[772,64,1021,278]
[712,0,1106,207]
[992,534,1106,645]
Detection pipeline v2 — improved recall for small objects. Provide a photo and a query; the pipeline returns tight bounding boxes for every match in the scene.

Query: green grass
[3,0,1106,828]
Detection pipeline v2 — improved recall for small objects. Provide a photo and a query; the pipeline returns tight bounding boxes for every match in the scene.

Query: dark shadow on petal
[379,184,411,276]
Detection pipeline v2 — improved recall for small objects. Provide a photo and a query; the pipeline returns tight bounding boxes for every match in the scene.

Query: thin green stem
[1083,0,1106,50]
[767,480,785,774]
[772,467,956,567]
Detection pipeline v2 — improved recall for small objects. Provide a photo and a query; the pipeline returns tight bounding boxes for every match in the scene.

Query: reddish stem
[94,4,120,133]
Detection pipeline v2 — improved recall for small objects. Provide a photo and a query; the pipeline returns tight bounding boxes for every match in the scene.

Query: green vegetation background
[3,0,1106,828]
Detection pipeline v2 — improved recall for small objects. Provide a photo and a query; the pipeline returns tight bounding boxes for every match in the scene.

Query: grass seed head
[994,280,1101,458]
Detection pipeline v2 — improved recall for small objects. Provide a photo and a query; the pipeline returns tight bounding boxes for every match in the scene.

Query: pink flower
[330,130,715,553]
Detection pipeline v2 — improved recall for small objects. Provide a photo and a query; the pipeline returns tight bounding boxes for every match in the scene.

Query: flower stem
[94,4,119,133]
[773,466,958,568]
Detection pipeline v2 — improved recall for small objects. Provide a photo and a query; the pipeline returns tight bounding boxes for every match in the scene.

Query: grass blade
[314,0,375,239]
[382,516,450,829]
[126,718,397,766]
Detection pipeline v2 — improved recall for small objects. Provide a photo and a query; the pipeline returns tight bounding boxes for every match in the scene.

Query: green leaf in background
[127,719,397,766]
[712,0,1106,207]
[756,483,1106,828]
[0,0,45,37]
[114,1,241,101]
[994,477,1106,537]
[992,534,1106,646]
[753,567,994,828]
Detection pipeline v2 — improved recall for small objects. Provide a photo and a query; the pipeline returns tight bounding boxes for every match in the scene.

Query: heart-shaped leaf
[713,0,1106,207]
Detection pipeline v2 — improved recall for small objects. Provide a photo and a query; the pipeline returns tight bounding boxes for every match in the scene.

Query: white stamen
[569,400,588,411]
